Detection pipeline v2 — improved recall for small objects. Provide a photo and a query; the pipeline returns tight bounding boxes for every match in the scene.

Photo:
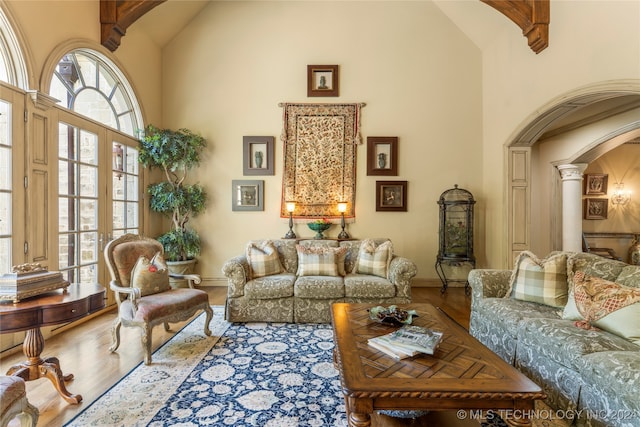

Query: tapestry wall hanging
[279,103,364,219]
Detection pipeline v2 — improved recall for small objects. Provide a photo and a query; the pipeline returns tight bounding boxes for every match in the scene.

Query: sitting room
[0,1,639,426]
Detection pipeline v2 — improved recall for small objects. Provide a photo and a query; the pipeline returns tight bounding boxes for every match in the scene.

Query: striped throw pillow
[246,241,283,279]
[508,251,568,307]
[355,239,393,278]
[296,245,346,276]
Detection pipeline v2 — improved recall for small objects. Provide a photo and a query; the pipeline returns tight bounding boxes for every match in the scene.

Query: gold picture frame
[584,198,608,220]
[584,173,608,195]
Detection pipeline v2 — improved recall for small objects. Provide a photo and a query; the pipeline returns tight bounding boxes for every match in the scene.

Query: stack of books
[368,324,443,360]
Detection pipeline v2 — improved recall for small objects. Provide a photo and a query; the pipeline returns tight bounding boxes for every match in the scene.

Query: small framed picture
[307,65,339,97]
[584,173,608,195]
[232,180,264,211]
[584,198,608,220]
[367,137,398,176]
[376,180,407,212]
[243,136,274,175]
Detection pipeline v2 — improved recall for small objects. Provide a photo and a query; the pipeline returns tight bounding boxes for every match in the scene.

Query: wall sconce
[284,201,296,239]
[611,183,631,206]
[337,201,350,239]
[112,143,124,180]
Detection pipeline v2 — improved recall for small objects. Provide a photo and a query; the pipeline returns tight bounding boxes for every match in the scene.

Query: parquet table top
[331,303,545,427]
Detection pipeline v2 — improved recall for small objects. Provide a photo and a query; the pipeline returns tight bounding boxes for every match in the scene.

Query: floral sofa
[469,251,640,427]
[222,238,417,323]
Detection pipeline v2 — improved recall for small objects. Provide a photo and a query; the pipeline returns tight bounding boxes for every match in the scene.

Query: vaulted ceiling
[99,0,549,54]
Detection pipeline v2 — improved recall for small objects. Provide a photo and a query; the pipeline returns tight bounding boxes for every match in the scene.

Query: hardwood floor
[0,286,471,427]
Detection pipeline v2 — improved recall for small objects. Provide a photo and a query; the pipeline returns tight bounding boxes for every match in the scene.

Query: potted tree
[138,125,207,287]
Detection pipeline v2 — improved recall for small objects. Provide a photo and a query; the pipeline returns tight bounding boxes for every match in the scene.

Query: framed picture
[232,180,264,211]
[307,65,339,97]
[584,198,608,220]
[376,180,407,212]
[243,136,274,175]
[584,173,608,195]
[367,137,398,176]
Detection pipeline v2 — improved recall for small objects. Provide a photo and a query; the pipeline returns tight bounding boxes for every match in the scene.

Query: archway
[506,80,640,263]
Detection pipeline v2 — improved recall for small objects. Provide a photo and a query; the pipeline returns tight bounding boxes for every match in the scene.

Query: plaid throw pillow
[296,245,348,276]
[508,251,568,307]
[296,245,344,276]
[246,241,283,279]
[355,239,393,278]
[131,252,171,296]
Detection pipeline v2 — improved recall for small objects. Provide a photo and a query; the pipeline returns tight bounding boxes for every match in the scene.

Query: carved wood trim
[100,0,166,52]
[481,0,549,54]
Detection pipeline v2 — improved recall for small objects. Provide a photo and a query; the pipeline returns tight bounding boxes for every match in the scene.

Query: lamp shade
[286,201,296,213]
[337,202,347,213]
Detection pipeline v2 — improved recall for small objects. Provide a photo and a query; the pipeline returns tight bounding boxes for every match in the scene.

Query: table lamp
[284,201,296,239]
[337,202,350,239]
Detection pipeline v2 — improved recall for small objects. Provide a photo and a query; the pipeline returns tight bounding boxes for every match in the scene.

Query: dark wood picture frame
[376,180,407,212]
[243,136,274,176]
[367,136,398,176]
[583,198,608,220]
[232,180,264,211]
[584,173,608,195]
[307,65,339,97]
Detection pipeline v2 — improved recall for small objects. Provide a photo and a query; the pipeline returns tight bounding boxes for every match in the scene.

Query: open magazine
[368,325,443,360]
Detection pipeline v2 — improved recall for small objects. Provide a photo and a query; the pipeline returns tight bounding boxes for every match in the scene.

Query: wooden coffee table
[331,303,545,427]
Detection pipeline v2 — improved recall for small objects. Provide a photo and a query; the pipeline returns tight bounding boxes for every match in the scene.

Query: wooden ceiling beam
[481,0,549,54]
[100,0,166,52]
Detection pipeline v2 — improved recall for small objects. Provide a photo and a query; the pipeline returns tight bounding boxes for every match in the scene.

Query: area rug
[67,312,564,427]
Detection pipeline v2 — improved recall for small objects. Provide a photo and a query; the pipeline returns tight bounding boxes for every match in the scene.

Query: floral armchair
[103,234,213,364]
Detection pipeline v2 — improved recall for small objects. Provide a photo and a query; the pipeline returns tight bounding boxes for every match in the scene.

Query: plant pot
[166,258,198,288]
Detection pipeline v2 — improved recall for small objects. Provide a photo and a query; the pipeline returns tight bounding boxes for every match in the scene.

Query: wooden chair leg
[142,324,153,365]
[203,305,213,336]
[109,318,122,353]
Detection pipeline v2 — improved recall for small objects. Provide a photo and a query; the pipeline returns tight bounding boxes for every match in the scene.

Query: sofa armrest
[468,269,512,308]
[221,255,250,298]
[388,256,418,300]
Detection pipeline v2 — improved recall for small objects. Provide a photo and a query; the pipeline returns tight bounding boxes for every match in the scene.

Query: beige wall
[582,143,640,261]
[161,1,483,284]
[479,0,640,267]
[3,0,639,285]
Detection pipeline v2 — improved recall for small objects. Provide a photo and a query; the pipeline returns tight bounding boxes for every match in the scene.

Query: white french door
[56,110,141,300]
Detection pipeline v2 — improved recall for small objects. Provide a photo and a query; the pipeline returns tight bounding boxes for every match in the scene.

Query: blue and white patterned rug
[67,309,561,427]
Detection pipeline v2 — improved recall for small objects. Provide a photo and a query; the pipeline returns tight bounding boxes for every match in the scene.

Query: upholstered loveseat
[222,238,417,323]
[469,251,640,427]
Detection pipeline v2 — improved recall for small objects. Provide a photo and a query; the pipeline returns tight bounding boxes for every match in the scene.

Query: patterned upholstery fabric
[469,251,640,427]
[0,375,38,427]
[222,238,417,323]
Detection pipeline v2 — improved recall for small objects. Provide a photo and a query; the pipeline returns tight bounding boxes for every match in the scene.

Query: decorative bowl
[307,222,332,239]
[368,305,418,326]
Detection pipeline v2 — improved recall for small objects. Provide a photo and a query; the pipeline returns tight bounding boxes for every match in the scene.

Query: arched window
[0,5,28,89]
[49,49,143,137]
[48,48,144,284]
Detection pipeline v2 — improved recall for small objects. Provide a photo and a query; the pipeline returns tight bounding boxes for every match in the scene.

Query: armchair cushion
[355,239,393,278]
[246,240,283,279]
[508,251,568,308]
[119,288,210,322]
[131,252,170,296]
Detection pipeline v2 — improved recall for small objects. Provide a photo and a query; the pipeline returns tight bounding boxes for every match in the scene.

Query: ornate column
[557,163,588,252]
